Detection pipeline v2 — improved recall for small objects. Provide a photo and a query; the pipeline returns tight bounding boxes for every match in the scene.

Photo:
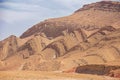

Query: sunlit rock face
[0,35,18,61]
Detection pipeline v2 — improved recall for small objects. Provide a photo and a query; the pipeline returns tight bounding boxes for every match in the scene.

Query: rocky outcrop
[41,29,88,60]
[20,21,76,39]
[108,69,120,78]
[75,1,120,13]
[0,35,18,60]
[18,34,51,58]
[75,65,120,75]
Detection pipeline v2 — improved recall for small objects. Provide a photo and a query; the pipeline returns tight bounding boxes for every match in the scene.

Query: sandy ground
[0,71,119,80]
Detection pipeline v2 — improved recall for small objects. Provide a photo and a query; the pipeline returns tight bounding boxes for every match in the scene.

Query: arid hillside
[0,1,120,79]
[20,1,120,38]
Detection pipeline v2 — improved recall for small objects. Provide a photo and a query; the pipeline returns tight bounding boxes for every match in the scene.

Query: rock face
[17,34,51,58]
[108,69,120,78]
[75,1,120,12]
[0,1,120,78]
[75,65,120,75]
[0,35,18,60]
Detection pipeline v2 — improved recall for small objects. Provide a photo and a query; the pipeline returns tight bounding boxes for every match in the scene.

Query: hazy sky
[0,0,119,40]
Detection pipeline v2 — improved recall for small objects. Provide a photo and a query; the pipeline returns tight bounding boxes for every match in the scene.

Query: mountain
[20,1,120,38]
[0,1,120,78]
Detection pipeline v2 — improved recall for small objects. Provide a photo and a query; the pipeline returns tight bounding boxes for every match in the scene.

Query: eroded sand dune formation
[0,1,120,78]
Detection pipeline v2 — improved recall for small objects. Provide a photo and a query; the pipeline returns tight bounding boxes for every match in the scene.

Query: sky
[0,0,119,40]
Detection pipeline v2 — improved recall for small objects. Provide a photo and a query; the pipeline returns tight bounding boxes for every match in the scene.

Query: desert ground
[0,71,119,80]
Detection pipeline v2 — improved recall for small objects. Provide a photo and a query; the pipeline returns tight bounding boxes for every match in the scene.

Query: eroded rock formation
[0,35,18,60]
[75,65,120,75]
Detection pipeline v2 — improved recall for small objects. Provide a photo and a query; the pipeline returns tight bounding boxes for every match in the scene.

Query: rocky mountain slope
[0,1,120,78]
[20,1,120,38]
